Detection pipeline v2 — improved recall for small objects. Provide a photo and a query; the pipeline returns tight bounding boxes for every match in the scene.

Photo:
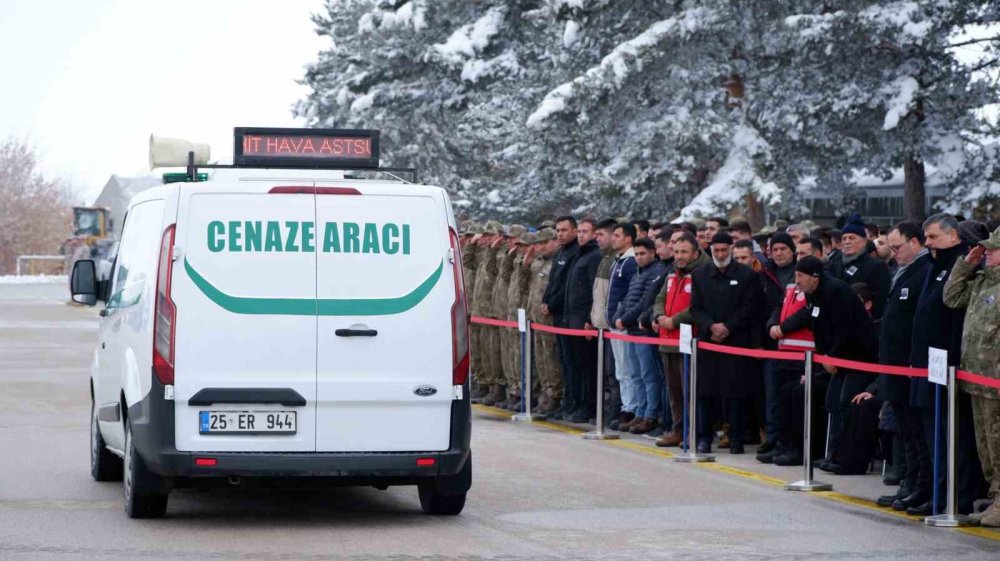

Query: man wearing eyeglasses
[874,222,933,511]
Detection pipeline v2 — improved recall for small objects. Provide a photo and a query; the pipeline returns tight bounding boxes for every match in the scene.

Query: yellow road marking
[472,404,1000,542]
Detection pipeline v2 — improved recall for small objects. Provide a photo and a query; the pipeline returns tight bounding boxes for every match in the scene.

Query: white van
[70,129,472,518]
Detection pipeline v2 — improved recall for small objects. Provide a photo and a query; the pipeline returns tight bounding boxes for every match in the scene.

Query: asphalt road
[0,282,996,560]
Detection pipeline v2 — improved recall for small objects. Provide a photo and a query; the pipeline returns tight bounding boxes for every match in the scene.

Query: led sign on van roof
[233,127,380,169]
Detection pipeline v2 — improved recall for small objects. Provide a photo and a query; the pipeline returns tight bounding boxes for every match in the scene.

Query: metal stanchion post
[785,351,831,491]
[674,338,714,463]
[924,367,978,527]
[584,329,619,440]
[513,321,544,422]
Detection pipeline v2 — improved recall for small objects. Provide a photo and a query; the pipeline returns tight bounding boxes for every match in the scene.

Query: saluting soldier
[471,220,504,405]
[490,225,525,409]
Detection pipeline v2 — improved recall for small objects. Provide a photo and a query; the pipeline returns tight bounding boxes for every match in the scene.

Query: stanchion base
[923,514,979,527]
[784,480,832,492]
[581,431,620,440]
[673,454,715,463]
[512,413,546,422]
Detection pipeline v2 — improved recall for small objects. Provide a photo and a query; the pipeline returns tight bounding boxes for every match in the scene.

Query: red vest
[659,271,695,341]
[778,284,815,350]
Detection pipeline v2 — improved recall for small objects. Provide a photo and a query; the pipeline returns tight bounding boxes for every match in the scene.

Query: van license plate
[199,411,296,435]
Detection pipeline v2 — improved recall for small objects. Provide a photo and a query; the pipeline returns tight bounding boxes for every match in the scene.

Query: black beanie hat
[770,232,795,251]
[842,214,866,238]
[795,255,824,277]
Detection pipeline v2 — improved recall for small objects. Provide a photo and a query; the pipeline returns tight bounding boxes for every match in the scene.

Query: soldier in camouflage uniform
[527,228,563,412]
[461,222,489,399]
[490,225,525,409]
[498,231,535,410]
[944,227,1000,527]
[471,220,504,404]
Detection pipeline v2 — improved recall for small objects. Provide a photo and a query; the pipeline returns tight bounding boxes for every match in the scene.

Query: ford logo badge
[413,385,437,397]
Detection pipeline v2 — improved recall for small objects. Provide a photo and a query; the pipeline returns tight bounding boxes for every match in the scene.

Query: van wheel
[123,421,168,518]
[418,454,471,516]
[418,485,466,515]
[90,400,123,481]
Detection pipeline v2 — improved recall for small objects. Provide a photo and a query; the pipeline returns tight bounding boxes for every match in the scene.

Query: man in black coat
[792,256,878,469]
[542,216,581,418]
[689,232,759,454]
[562,219,603,422]
[907,213,986,516]
[834,214,891,320]
[875,222,933,509]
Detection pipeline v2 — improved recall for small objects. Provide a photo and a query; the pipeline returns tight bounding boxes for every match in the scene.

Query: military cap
[467,222,485,235]
[979,226,1000,250]
[772,219,789,230]
[757,226,776,236]
[517,232,537,245]
[534,228,556,243]
[483,220,503,235]
[539,220,556,229]
[461,220,480,235]
[507,224,527,239]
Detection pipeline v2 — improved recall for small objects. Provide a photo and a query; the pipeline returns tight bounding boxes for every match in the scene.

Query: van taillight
[449,228,470,386]
[153,224,177,385]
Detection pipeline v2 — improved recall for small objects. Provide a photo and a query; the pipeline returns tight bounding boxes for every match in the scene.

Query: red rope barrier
[602,331,674,346]
[697,341,805,362]
[530,323,599,337]
[958,370,1000,390]
[470,316,519,329]
[467,315,1000,389]
[811,354,927,378]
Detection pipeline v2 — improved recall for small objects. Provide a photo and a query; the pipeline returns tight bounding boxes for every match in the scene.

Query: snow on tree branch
[678,125,780,220]
[882,76,920,130]
[526,7,711,128]
[434,7,507,63]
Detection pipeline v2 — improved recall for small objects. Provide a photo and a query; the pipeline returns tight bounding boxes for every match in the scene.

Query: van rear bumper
[128,373,471,484]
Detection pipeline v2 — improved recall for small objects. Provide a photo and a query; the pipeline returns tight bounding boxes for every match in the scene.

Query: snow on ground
[0,275,68,285]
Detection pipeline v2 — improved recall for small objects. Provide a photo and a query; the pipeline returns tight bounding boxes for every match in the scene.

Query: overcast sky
[0,0,326,203]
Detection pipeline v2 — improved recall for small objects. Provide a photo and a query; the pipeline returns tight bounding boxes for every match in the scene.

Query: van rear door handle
[335,328,378,337]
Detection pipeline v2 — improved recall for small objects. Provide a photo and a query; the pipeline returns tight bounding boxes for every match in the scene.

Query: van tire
[123,421,169,519]
[418,486,466,515]
[90,400,123,481]
[418,454,471,515]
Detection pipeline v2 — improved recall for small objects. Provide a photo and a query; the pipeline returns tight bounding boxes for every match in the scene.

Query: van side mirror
[70,260,98,306]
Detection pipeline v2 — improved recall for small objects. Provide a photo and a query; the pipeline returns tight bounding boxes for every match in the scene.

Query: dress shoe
[756,443,785,464]
[892,490,929,511]
[719,433,730,449]
[757,440,778,455]
[617,412,637,430]
[569,409,595,423]
[906,501,933,516]
[643,427,666,440]
[608,418,620,431]
[729,442,745,454]
[818,460,844,474]
[630,418,658,434]
[877,485,912,508]
[774,449,803,466]
[696,441,712,454]
[656,432,683,448]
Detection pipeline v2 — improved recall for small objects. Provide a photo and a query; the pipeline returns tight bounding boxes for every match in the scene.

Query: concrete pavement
[0,282,996,560]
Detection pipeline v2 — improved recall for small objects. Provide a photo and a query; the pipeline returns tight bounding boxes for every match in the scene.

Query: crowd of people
[459,212,1000,526]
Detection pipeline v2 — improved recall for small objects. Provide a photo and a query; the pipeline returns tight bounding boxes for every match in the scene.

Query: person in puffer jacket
[613,238,669,435]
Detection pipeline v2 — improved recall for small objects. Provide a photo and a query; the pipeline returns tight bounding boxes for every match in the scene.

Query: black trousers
[698,398,744,446]
[778,374,829,459]
[825,369,876,457]
[569,335,598,414]
[831,396,883,474]
[892,400,932,492]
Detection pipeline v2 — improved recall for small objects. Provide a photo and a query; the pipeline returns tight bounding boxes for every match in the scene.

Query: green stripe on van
[184,258,443,316]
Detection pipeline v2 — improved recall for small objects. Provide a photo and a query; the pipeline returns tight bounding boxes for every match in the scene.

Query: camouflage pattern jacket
[944,259,1000,399]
